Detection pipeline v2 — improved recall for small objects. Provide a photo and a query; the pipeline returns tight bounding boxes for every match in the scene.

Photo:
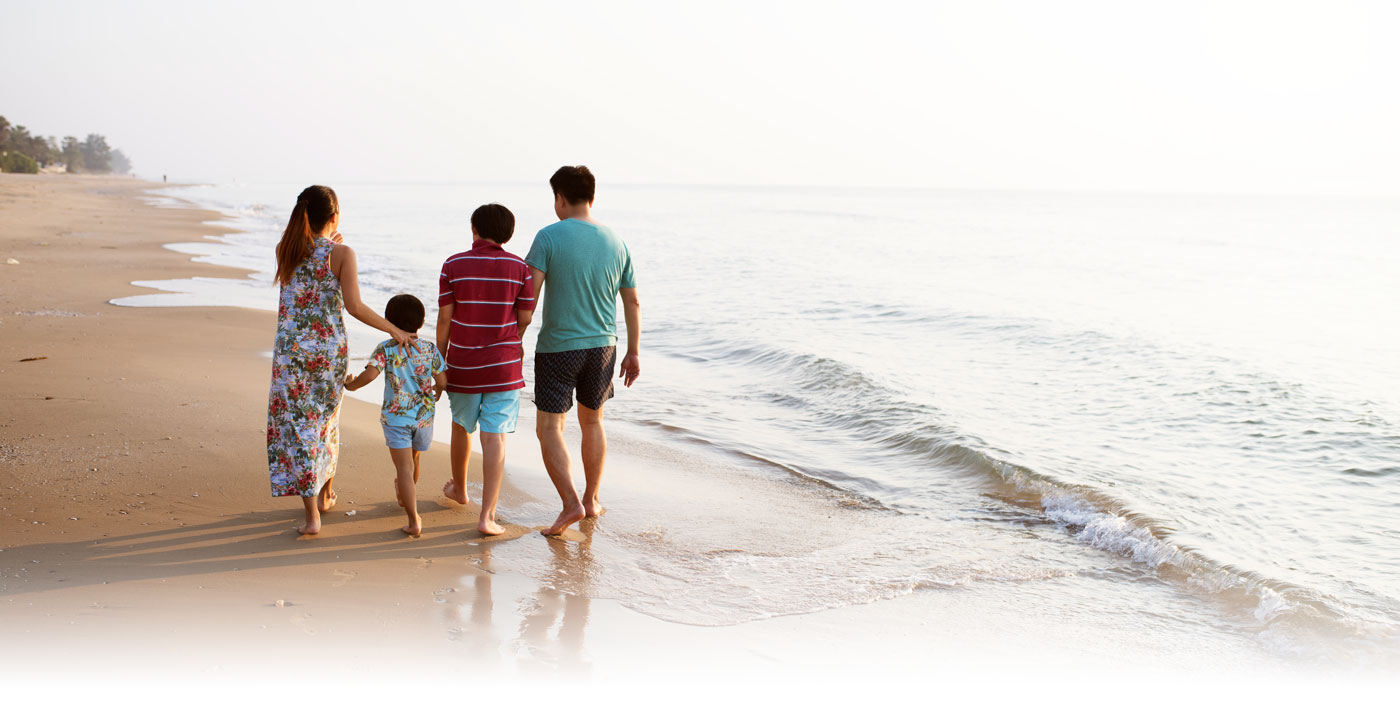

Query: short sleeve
[432,345,446,374]
[369,341,388,370]
[619,243,637,289]
[516,268,537,312]
[524,229,549,273]
[438,261,453,306]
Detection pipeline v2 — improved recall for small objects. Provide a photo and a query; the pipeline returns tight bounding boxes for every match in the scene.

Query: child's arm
[433,370,448,400]
[343,365,380,392]
[515,308,533,337]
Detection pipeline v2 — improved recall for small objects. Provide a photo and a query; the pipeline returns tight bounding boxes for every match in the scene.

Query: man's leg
[537,410,584,535]
[578,403,607,517]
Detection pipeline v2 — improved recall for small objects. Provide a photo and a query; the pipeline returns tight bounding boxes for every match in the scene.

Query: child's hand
[344,372,356,387]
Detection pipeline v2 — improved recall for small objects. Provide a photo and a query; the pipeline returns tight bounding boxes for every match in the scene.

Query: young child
[345,294,447,536]
[436,203,535,536]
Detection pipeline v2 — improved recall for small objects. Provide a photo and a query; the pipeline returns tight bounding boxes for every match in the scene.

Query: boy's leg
[390,446,421,536]
[412,450,422,485]
[537,411,584,536]
[478,432,506,535]
[578,404,607,518]
[443,392,475,505]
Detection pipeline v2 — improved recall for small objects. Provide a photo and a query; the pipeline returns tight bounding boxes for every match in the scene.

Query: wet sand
[0,174,1346,692]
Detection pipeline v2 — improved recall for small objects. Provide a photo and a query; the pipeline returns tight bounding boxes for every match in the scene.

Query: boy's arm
[516,308,533,336]
[619,287,641,387]
[436,302,454,355]
[343,365,380,392]
[433,370,448,399]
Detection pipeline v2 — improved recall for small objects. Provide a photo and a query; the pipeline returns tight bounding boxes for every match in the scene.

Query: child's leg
[442,422,472,505]
[412,450,422,485]
[390,447,421,536]
[298,496,321,535]
[477,432,506,536]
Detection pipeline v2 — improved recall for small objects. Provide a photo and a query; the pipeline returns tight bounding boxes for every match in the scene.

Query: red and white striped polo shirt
[438,240,536,394]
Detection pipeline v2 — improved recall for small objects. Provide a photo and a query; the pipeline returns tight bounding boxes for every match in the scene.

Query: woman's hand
[330,231,344,244]
[390,326,418,351]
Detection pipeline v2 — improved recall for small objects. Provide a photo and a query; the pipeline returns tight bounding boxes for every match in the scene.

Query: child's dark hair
[549,165,595,205]
[384,294,425,333]
[471,203,515,244]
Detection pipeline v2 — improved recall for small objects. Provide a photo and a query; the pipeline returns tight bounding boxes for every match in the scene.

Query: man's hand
[620,353,640,387]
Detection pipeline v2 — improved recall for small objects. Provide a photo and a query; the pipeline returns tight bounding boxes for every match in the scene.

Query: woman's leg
[298,496,321,535]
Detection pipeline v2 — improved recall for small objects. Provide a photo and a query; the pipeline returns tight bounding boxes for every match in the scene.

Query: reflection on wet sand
[446,520,596,675]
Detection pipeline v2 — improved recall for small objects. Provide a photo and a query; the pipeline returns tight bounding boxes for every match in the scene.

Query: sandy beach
[6,174,1395,713]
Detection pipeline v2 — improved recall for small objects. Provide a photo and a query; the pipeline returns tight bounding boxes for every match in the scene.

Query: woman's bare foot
[542,503,586,536]
[317,485,338,513]
[584,498,605,518]
[442,478,469,505]
[402,515,422,537]
[477,518,506,536]
[298,519,321,535]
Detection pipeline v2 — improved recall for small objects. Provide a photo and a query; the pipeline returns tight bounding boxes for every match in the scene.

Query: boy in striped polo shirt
[435,203,536,535]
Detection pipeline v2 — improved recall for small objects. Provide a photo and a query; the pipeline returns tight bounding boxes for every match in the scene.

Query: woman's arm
[330,244,414,348]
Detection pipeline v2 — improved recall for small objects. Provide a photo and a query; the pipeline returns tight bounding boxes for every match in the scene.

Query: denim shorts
[382,421,433,451]
[448,390,521,434]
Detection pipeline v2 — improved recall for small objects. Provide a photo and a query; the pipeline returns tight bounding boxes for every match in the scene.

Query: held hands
[620,353,641,387]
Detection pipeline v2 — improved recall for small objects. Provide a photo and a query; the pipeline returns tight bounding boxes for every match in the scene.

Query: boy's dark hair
[471,203,515,244]
[549,165,595,205]
[384,294,425,333]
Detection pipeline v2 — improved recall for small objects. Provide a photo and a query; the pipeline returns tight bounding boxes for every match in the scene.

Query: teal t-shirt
[524,218,637,353]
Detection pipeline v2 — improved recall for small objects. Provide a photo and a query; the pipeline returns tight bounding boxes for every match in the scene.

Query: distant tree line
[0,114,132,175]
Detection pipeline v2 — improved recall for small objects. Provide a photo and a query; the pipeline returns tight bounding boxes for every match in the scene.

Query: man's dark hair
[470,203,515,244]
[384,294,425,333]
[549,165,596,205]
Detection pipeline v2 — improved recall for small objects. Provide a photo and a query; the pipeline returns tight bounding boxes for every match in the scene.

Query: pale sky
[3,0,1396,194]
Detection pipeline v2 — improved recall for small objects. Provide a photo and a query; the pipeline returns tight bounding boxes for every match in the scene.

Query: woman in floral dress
[267,185,413,535]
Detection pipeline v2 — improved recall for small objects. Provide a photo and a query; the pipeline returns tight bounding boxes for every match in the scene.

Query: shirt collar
[471,238,502,251]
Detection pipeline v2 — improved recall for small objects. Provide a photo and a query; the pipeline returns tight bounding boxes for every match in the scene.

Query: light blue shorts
[382,421,433,451]
[448,390,520,434]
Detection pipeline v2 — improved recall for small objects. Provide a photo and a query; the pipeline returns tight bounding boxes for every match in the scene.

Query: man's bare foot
[298,520,321,535]
[402,516,422,537]
[442,478,469,505]
[317,486,337,513]
[584,498,605,518]
[477,518,506,536]
[542,504,586,537]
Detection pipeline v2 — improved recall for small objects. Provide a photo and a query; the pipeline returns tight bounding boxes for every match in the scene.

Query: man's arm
[619,287,640,387]
[436,302,453,355]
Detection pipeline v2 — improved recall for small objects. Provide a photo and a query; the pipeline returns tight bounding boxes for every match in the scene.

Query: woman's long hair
[274,185,339,286]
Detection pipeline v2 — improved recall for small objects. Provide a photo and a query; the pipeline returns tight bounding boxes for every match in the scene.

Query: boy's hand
[343,372,356,386]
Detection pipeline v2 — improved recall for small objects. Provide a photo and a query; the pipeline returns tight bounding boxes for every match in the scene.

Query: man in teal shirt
[525,165,641,536]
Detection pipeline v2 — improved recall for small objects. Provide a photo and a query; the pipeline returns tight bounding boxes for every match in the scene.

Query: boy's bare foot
[542,504,586,537]
[402,516,422,537]
[477,518,506,536]
[442,478,469,505]
[584,498,605,518]
[317,486,337,513]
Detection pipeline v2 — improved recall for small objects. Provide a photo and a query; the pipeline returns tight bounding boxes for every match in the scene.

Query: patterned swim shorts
[533,346,617,413]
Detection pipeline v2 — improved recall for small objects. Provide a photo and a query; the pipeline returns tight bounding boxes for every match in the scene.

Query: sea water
[118,180,1400,663]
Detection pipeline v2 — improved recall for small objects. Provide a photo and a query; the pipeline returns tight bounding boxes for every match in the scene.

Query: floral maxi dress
[267,237,348,498]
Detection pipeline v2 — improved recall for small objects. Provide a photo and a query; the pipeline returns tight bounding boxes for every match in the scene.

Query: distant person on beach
[344,294,447,537]
[266,185,416,535]
[525,165,641,536]
[436,203,536,536]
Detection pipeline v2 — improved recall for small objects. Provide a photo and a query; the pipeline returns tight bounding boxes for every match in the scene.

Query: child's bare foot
[402,515,422,537]
[584,498,605,518]
[317,486,337,513]
[442,478,469,505]
[542,503,586,537]
[477,518,506,536]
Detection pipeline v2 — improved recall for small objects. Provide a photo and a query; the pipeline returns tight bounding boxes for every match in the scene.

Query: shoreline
[0,174,1369,680]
